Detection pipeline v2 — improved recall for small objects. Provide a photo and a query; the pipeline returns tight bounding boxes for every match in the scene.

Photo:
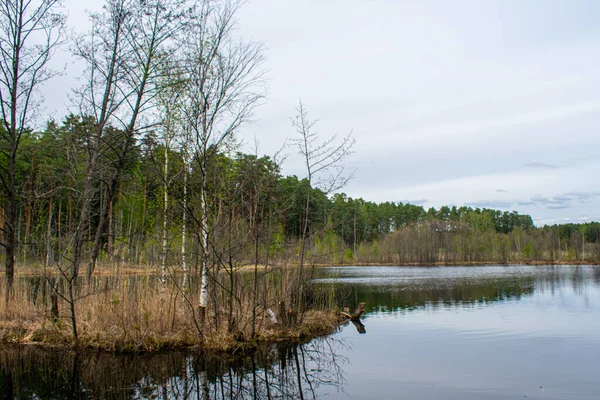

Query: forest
[3,119,599,271]
[0,0,598,350]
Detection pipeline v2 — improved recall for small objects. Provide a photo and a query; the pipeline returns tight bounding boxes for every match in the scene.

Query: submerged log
[351,302,365,320]
[351,319,366,334]
[340,302,366,321]
[340,311,352,319]
[339,302,367,333]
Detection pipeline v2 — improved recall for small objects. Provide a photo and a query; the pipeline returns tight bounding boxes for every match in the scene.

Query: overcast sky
[48,0,600,226]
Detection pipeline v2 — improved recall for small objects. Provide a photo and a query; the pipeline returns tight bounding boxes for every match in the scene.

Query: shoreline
[2,260,598,277]
[0,326,339,364]
[0,309,341,355]
[238,260,600,270]
[315,260,600,267]
[0,261,596,354]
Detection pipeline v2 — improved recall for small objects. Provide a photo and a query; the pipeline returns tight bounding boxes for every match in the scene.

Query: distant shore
[316,260,600,267]
[1,260,598,277]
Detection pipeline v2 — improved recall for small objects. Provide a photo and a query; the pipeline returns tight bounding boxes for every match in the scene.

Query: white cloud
[46,0,600,225]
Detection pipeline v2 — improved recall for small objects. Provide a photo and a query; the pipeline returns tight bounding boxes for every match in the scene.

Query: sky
[47,0,600,226]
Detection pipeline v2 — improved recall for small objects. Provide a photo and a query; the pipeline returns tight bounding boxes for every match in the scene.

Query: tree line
[2,116,598,270]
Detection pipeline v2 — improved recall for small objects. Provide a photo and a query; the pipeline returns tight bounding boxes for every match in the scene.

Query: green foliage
[3,113,600,267]
[344,248,354,261]
[522,244,533,260]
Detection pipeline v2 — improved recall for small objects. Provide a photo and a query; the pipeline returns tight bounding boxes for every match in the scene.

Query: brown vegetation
[0,267,340,353]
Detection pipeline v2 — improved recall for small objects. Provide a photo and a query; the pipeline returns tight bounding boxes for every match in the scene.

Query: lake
[2,265,600,399]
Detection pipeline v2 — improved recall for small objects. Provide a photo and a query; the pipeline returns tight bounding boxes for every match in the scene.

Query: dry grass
[0,268,340,353]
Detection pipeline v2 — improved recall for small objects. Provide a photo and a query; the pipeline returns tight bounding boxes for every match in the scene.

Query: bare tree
[71,0,192,280]
[290,100,355,316]
[179,0,266,325]
[49,0,191,342]
[70,0,134,281]
[0,0,64,289]
[87,0,193,279]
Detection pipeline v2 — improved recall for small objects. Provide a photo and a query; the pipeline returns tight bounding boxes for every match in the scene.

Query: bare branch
[290,100,355,194]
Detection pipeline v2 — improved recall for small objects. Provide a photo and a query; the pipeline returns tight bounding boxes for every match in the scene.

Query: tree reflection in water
[0,336,349,399]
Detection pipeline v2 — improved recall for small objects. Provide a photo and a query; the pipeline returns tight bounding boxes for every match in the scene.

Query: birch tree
[181,125,190,291]
[180,0,266,325]
[70,0,134,281]
[0,0,64,289]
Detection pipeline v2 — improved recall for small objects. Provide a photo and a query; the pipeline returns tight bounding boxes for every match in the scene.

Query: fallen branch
[350,302,366,320]
[340,302,366,321]
[339,303,367,334]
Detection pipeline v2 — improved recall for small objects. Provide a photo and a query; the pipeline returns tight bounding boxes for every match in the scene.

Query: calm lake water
[2,265,600,399]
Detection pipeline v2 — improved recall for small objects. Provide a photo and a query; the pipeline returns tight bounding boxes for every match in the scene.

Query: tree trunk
[182,160,188,291]
[87,134,135,279]
[296,178,311,320]
[198,164,209,322]
[45,196,53,268]
[4,161,15,292]
[73,147,103,280]
[161,140,169,286]
[57,200,61,263]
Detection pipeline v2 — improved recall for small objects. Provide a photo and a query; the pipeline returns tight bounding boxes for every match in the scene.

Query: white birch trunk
[161,141,169,286]
[181,156,188,291]
[199,178,209,308]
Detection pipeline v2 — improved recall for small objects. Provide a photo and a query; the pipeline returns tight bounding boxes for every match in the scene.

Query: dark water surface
[2,265,600,399]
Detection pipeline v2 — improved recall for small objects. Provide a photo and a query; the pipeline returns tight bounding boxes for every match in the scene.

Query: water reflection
[313,265,600,316]
[318,265,600,400]
[0,336,348,399]
[3,265,600,399]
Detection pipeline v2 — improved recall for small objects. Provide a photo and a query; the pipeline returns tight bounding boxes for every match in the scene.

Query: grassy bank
[0,307,339,353]
[0,266,341,353]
